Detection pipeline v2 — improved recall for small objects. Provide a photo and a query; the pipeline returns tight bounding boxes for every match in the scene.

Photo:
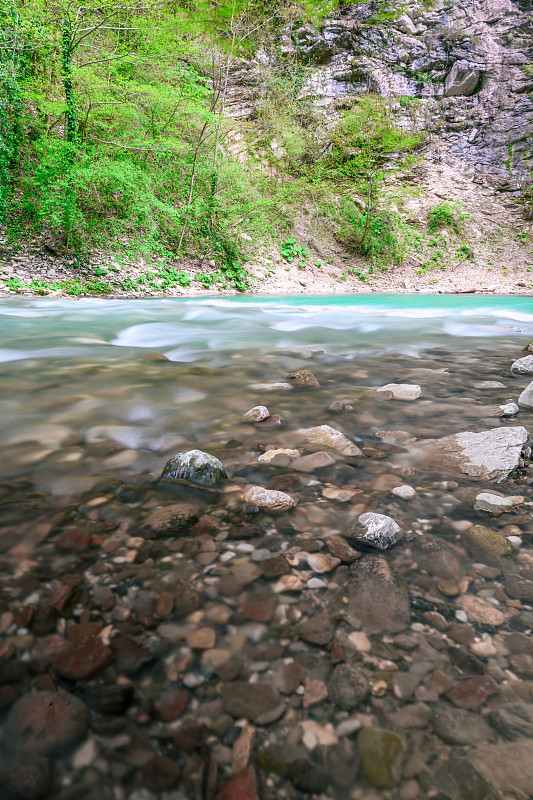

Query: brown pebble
[186,627,216,650]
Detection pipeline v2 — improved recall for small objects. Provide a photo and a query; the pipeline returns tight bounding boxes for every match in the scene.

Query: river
[0,294,533,800]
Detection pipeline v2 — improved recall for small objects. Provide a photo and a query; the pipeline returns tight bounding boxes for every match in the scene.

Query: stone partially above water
[511,355,533,374]
[242,485,296,513]
[298,425,362,456]
[242,405,269,422]
[518,381,533,409]
[474,492,515,515]
[418,426,528,482]
[347,512,403,551]
[376,383,422,400]
[161,449,227,487]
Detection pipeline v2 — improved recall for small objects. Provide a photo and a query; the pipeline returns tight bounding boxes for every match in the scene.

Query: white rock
[376,383,422,400]
[397,12,417,34]
[506,536,522,550]
[307,577,327,589]
[511,356,533,374]
[258,448,300,466]
[518,381,533,409]
[347,631,372,653]
[242,405,269,422]
[391,485,417,500]
[417,426,528,482]
[243,485,296,512]
[300,720,338,750]
[72,739,97,769]
[298,424,362,456]
[306,554,340,573]
[498,401,519,417]
[474,492,514,515]
[249,382,293,391]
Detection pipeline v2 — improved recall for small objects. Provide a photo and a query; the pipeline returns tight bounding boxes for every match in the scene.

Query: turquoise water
[1,295,532,364]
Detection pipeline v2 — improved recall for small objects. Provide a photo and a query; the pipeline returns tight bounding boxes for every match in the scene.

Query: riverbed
[1,295,533,800]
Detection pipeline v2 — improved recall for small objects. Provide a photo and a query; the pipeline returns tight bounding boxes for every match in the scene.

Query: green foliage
[280,237,310,264]
[427,201,464,233]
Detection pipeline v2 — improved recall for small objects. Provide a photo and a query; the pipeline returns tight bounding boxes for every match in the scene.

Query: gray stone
[242,485,296,512]
[347,555,410,634]
[467,740,533,797]
[498,401,519,417]
[518,380,533,409]
[328,664,369,711]
[298,425,362,456]
[242,405,269,422]
[376,383,422,400]
[474,492,514,515]
[5,692,89,756]
[445,61,481,97]
[433,705,494,745]
[417,426,528,482]
[347,512,403,551]
[291,451,335,472]
[487,703,533,740]
[511,355,533,374]
[391,484,416,500]
[161,449,227,486]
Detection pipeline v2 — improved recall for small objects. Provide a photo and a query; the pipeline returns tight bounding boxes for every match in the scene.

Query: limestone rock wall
[227,0,533,187]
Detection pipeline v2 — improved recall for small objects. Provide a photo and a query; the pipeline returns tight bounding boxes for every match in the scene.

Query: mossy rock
[357,727,407,788]
[465,525,512,559]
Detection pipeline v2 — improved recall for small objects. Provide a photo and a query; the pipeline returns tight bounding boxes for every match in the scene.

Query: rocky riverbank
[1,330,533,800]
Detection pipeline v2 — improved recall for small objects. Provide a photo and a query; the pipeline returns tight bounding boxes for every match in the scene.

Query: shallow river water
[1,295,533,800]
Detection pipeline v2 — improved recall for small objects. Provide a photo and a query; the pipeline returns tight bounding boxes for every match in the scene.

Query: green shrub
[427,201,464,233]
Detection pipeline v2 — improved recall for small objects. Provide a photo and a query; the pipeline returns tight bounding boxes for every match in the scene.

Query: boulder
[518,380,533,409]
[511,355,533,374]
[416,426,528,481]
[161,449,227,486]
[347,512,403,551]
[445,61,481,96]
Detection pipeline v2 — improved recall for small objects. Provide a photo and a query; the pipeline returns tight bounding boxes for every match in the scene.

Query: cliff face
[228,0,533,188]
[292,0,533,183]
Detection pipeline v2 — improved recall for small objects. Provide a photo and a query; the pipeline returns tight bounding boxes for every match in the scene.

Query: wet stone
[242,405,269,423]
[0,755,51,800]
[446,675,499,709]
[487,703,533,740]
[357,727,407,789]
[220,682,281,721]
[143,503,199,536]
[161,449,227,486]
[465,525,513,559]
[291,451,336,472]
[328,664,369,711]
[376,383,422,401]
[242,485,296,513]
[326,535,362,563]
[511,355,533,374]
[274,661,306,694]
[53,633,113,680]
[142,756,181,792]
[215,767,260,800]
[299,424,362,456]
[455,594,509,627]
[297,612,334,646]
[347,512,403,551]
[260,554,291,579]
[347,555,411,634]
[505,574,533,602]
[433,705,494,745]
[5,691,89,756]
[474,492,514,515]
